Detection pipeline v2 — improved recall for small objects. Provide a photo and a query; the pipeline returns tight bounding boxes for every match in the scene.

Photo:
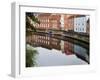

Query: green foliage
[26,45,38,67]
[26,12,40,36]
[26,13,40,67]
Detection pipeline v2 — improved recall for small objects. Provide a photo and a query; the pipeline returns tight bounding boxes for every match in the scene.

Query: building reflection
[64,41,74,55]
[26,34,74,54]
[74,44,89,63]
[26,34,61,50]
[26,34,89,63]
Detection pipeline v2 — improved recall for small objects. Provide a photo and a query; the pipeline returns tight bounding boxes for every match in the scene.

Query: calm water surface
[26,33,89,67]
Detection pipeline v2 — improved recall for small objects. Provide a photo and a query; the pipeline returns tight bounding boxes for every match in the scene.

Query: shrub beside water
[26,44,38,67]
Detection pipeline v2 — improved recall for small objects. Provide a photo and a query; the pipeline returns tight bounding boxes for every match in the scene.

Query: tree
[26,12,40,36]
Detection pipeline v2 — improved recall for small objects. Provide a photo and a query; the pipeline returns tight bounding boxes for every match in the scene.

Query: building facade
[31,13,89,34]
[49,14,61,30]
[35,13,51,30]
[34,13,75,32]
[67,15,74,31]
[74,15,87,33]
[60,14,74,31]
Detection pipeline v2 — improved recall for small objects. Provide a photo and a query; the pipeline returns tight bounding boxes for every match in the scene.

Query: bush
[26,44,38,67]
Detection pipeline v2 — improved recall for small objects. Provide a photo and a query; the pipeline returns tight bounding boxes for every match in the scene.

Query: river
[26,33,89,67]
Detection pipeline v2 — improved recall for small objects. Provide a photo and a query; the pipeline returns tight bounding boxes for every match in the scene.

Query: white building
[74,15,87,33]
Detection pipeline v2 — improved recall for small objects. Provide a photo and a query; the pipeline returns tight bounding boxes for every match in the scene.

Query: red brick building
[67,15,74,31]
[33,13,76,32]
[49,14,61,30]
[35,13,51,30]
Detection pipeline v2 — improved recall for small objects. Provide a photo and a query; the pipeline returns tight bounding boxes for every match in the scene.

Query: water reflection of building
[26,35,74,55]
[60,40,74,55]
[26,34,89,63]
[64,41,74,55]
[74,45,89,63]
[26,34,61,50]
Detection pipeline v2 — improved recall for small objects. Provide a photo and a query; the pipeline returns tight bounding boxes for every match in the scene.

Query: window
[80,28,81,31]
[83,28,84,31]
